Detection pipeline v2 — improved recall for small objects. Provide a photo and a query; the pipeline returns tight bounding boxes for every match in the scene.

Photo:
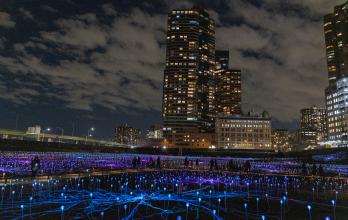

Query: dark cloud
[41,5,58,13]
[0,8,165,114]
[215,0,329,123]
[101,3,117,16]
[19,8,34,20]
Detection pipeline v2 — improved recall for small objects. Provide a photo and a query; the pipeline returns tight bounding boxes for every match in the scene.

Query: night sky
[0,0,343,138]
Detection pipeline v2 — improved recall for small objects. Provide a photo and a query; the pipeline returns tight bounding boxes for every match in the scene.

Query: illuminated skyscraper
[162,8,215,147]
[324,2,348,84]
[324,2,348,146]
[215,50,242,115]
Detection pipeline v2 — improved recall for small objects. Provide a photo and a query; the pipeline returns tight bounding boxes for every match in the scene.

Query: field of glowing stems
[0,152,347,219]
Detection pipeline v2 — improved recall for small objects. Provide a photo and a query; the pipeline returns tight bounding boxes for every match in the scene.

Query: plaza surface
[1,151,348,177]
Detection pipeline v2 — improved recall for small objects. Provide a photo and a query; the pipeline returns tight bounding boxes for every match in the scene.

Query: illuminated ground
[1,151,348,177]
[1,151,348,219]
[1,170,348,220]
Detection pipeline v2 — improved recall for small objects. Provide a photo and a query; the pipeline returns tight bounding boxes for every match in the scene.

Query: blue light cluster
[0,170,347,219]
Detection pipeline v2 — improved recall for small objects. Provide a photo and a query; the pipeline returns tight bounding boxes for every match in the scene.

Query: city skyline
[1,2,348,219]
[0,0,345,138]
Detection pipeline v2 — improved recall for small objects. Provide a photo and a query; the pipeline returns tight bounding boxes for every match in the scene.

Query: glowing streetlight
[331,200,336,220]
[307,205,312,220]
[85,127,95,144]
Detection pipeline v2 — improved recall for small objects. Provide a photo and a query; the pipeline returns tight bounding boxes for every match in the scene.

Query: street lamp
[42,127,51,142]
[45,127,64,143]
[85,127,95,144]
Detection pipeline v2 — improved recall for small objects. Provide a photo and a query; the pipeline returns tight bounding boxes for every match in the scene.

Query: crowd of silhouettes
[132,156,141,169]
[28,155,328,178]
[301,161,325,176]
[209,159,218,170]
[134,156,161,169]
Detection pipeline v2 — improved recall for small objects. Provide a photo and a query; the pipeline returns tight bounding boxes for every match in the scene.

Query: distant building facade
[147,124,163,140]
[215,112,271,149]
[115,125,140,145]
[183,132,215,148]
[26,125,41,135]
[299,106,327,146]
[271,129,291,151]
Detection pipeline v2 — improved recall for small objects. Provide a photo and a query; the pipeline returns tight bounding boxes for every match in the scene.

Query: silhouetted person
[184,157,189,167]
[312,164,317,176]
[214,159,218,170]
[149,157,154,168]
[318,164,324,176]
[132,157,137,169]
[195,159,199,167]
[210,159,214,171]
[228,160,234,171]
[302,161,307,175]
[137,156,141,167]
[178,182,183,197]
[31,156,40,177]
[157,156,161,169]
[244,161,251,172]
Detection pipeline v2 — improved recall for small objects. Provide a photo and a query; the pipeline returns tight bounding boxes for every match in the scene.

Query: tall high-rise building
[214,50,242,115]
[324,2,348,146]
[162,8,215,147]
[299,106,327,147]
[324,2,348,84]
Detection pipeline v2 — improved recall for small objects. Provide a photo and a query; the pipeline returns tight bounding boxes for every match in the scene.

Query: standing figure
[302,161,307,175]
[137,156,141,168]
[214,159,218,170]
[312,164,317,176]
[157,156,161,169]
[318,164,324,176]
[31,156,40,177]
[184,157,189,167]
[132,157,137,169]
[210,159,214,171]
[178,182,183,197]
[244,161,251,172]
